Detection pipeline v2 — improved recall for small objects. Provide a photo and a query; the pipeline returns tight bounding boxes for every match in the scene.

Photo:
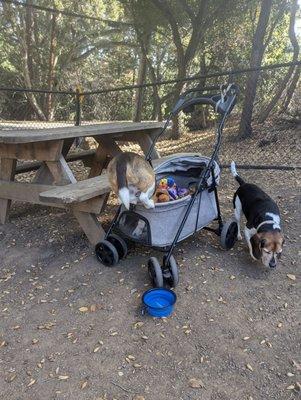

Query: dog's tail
[231,161,245,186]
[116,155,130,210]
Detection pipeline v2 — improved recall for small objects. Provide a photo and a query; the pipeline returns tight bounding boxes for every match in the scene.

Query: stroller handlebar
[172,83,239,116]
[145,83,238,162]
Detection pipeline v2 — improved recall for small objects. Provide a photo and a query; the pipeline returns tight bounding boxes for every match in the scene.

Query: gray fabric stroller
[95,84,239,288]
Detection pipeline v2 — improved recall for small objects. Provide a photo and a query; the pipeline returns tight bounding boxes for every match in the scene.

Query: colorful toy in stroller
[95,83,239,288]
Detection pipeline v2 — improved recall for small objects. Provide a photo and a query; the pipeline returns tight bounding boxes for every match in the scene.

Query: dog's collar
[256,220,281,232]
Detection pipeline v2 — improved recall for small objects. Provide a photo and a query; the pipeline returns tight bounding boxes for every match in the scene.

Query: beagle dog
[107,152,155,210]
[231,161,284,268]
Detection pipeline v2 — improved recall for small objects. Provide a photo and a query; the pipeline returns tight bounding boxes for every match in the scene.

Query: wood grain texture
[0,140,64,160]
[0,122,164,144]
[15,149,97,174]
[0,158,16,223]
[46,156,77,185]
[0,180,106,213]
[39,175,110,204]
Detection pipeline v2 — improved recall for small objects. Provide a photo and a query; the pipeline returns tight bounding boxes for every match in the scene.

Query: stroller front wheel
[107,234,128,259]
[148,257,164,288]
[95,240,119,266]
[163,255,179,288]
[220,219,238,250]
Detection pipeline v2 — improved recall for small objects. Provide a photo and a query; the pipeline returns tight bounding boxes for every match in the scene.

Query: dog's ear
[250,234,263,260]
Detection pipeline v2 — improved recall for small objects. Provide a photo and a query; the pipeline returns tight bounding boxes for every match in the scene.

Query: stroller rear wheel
[148,257,164,288]
[107,234,128,259]
[163,255,179,288]
[220,219,238,250]
[95,240,119,266]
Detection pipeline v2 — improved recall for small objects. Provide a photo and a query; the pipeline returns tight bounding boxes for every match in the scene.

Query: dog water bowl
[142,288,177,317]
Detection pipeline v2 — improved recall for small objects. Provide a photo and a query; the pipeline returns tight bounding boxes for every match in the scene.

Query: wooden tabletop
[0,121,165,144]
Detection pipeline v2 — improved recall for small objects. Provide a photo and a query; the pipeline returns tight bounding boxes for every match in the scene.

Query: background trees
[0,0,300,135]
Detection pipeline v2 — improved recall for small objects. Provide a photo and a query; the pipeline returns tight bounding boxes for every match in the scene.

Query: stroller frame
[95,83,239,287]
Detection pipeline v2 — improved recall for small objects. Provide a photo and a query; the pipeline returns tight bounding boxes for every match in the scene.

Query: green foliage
[0,0,298,122]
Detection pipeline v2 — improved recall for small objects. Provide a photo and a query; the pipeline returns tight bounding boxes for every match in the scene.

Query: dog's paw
[144,199,155,209]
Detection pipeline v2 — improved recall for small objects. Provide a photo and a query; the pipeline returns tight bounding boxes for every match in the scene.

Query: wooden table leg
[0,158,17,224]
[73,211,105,245]
[33,139,74,185]
[88,137,123,178]
[46,156,77,185]
[136,131,160,159]
[88,146,109,178]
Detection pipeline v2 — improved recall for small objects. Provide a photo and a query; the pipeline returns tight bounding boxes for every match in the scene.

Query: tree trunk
[238,0,273,137]
[282,65,301,112]
[132,49,148,122]
[258,0,299,123]
[170,76,186,140]
[23,0,46,121]
[147,60,162,121]
[45,13,58,121]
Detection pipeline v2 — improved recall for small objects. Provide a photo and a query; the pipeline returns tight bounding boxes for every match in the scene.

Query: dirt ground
[0,127,300,400]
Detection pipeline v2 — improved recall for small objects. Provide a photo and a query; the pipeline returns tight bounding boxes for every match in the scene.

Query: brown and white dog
[107,152,155,210]
[231,161,284,268]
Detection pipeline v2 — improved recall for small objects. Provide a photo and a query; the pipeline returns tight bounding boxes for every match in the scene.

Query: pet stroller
[95,83,239,288]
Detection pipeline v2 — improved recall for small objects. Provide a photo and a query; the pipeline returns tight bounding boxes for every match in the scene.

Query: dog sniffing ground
[0,125,300,400]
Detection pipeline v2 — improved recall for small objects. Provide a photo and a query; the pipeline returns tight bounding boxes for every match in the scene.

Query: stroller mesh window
[116,211,151,245]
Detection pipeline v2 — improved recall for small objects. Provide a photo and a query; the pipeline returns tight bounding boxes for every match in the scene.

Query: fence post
[75,87,81,126]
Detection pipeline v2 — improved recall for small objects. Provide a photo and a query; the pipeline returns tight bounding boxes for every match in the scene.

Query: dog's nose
[269,261,277,269]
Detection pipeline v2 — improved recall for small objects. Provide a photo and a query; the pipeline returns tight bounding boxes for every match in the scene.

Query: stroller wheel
[220,219,238,250]
[148,257,164,288]
[107,234,128,259]
[95,240,119,267]
[163,255,179,288]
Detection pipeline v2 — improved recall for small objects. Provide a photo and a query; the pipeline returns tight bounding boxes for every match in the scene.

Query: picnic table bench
[0,121,163,245]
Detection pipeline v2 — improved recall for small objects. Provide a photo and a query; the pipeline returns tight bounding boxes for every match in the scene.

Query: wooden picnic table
[0,121,163,245]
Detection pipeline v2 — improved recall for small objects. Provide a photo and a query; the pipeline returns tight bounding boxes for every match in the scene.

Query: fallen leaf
[133,396,145,400]
[287,274,296,281]
[133,363,142,368]
[292,360,301,371]
[189,378,204,388]
[243,337,250,341]
[93,347,100,353]
[80,380,88,389]
[134,322,144,329]
[287,372,294,377]
[90,304,97,312]
[246,364,253,372]
[58,375,69,380]
[12,325,20,330]
[5,373,16,383]
[0,340,7,348]
[127,355,135,360]
[28,379,36,387]
[79,307,89,313]
[286,384,295,390]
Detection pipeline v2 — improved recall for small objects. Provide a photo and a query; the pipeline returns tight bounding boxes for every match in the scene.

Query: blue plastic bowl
[142,288,177,317]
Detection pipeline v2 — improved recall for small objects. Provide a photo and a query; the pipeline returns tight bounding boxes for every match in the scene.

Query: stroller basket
[115,154,220,247]
[95,83,239,288]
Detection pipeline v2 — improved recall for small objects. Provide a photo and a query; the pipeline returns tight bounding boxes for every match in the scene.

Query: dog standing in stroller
[95,84,239,288]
